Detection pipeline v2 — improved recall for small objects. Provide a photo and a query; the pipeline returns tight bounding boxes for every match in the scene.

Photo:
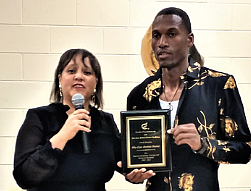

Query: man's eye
[169,32,176,37]
[152,33,160,39]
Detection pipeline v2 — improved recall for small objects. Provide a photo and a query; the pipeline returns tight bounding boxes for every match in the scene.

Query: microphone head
[72,93,85,109]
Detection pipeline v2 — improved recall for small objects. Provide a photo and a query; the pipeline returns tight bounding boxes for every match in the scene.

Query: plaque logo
[141,122,149,130]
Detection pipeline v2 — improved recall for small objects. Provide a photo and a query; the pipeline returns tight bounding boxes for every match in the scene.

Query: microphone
[72,93,90,153]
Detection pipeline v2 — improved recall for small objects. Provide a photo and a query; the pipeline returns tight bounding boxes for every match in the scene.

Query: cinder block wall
[0,0,251,190]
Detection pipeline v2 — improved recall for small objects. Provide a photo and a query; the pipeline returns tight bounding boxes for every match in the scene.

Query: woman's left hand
[117,162,155,183]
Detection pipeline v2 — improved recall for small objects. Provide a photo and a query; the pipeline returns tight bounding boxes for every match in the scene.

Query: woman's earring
[91,88,96,106]
[59,84,63,98]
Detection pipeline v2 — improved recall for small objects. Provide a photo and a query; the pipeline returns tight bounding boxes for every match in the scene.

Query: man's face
[151,14,193,69]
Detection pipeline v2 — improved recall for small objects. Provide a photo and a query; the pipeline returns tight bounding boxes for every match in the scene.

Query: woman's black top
[13,103,121,191]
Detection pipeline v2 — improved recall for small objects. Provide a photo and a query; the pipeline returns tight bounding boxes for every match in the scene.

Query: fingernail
[167,129,171,134]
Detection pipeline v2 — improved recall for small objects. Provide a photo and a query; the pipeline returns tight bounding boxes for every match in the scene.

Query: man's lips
[157,50,171,55]
[157,50,171,59]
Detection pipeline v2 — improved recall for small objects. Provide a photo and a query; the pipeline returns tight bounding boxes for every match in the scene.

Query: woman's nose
[74,72,84,81]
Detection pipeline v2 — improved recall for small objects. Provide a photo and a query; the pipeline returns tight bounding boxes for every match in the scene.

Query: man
[125,7,251,191]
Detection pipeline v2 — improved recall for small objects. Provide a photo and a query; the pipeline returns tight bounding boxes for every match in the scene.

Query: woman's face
[59,54,97,107]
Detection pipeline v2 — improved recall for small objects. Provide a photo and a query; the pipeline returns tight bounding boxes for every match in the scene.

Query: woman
[13,49,121,191]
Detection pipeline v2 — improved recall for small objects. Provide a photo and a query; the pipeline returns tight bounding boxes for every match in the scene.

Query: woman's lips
[73,84,84,88]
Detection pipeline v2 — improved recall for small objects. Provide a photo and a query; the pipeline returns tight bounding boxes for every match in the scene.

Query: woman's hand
[117,161,155,183]
[50,109,91,150]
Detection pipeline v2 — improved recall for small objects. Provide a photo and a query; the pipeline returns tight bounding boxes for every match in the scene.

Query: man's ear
[188,32,194,48]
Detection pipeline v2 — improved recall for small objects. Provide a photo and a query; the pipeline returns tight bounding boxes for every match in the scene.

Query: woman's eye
[84,71,91,75]
[68,69,75,73]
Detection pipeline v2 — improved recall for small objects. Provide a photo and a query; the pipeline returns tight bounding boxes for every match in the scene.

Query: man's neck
[161,61,188,88]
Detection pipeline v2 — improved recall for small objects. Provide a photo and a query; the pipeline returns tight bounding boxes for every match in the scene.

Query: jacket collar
[143,58,201,102]
[183,58,201,81]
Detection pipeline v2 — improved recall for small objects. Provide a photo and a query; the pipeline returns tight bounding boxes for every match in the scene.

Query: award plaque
[120,110,172,173]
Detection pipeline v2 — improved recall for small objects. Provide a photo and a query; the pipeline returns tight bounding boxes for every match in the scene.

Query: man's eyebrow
[152,27,179,33]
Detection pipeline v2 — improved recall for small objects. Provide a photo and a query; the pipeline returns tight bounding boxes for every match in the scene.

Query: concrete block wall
[0,0,250,190]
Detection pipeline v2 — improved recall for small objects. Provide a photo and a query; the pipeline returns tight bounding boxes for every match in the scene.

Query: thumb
[117,161,122,168]
[167,129,172,134]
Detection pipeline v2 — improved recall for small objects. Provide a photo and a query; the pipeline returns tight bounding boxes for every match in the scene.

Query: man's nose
[158,36,168,48]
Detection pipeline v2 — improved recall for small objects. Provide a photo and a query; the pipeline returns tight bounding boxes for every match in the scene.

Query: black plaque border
[120,109,172,173]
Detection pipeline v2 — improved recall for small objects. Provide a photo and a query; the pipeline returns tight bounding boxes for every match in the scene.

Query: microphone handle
[75,104,90,153]
[82,131,90,153]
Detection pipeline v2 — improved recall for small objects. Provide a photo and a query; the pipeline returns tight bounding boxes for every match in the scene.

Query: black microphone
[72,93,90,153]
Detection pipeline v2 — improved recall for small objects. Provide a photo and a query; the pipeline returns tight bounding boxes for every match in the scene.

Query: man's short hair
[155,7,192,34]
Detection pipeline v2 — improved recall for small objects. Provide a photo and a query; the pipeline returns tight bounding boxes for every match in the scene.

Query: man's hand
[167,123,201,151]
[117,161,155,183]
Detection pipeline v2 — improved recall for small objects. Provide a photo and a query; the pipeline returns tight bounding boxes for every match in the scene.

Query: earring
[59,84,63,98]
[91,88,96,107]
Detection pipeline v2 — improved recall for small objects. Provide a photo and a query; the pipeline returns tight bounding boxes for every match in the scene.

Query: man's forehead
[152,14,182,28]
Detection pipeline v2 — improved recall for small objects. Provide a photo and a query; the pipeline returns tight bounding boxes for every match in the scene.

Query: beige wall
[0,0,251,190]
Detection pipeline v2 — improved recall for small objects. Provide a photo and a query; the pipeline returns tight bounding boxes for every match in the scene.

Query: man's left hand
[167,123,201,151]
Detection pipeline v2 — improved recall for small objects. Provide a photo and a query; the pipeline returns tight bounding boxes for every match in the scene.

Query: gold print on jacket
[145,180,151,191]
[164,173,173,191]
[143,78,161,102]
[187,69,226,90]
[187,77,204,89]
[179,173,194,191]
[207,70,226,77]
[247,142,251,160]
[220,108,224,115]
[164,176,169,184]
[216,141,231,164]
[224,117,238,137]
[224,76,236,89]
[174,116,179,128]
[218,98,222,107]
[187,62,200,73]
[247,142,251,149]
[217,140,228,146]
[223,146,231,152]
[197,111,216,158]
[197,111,216,139]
